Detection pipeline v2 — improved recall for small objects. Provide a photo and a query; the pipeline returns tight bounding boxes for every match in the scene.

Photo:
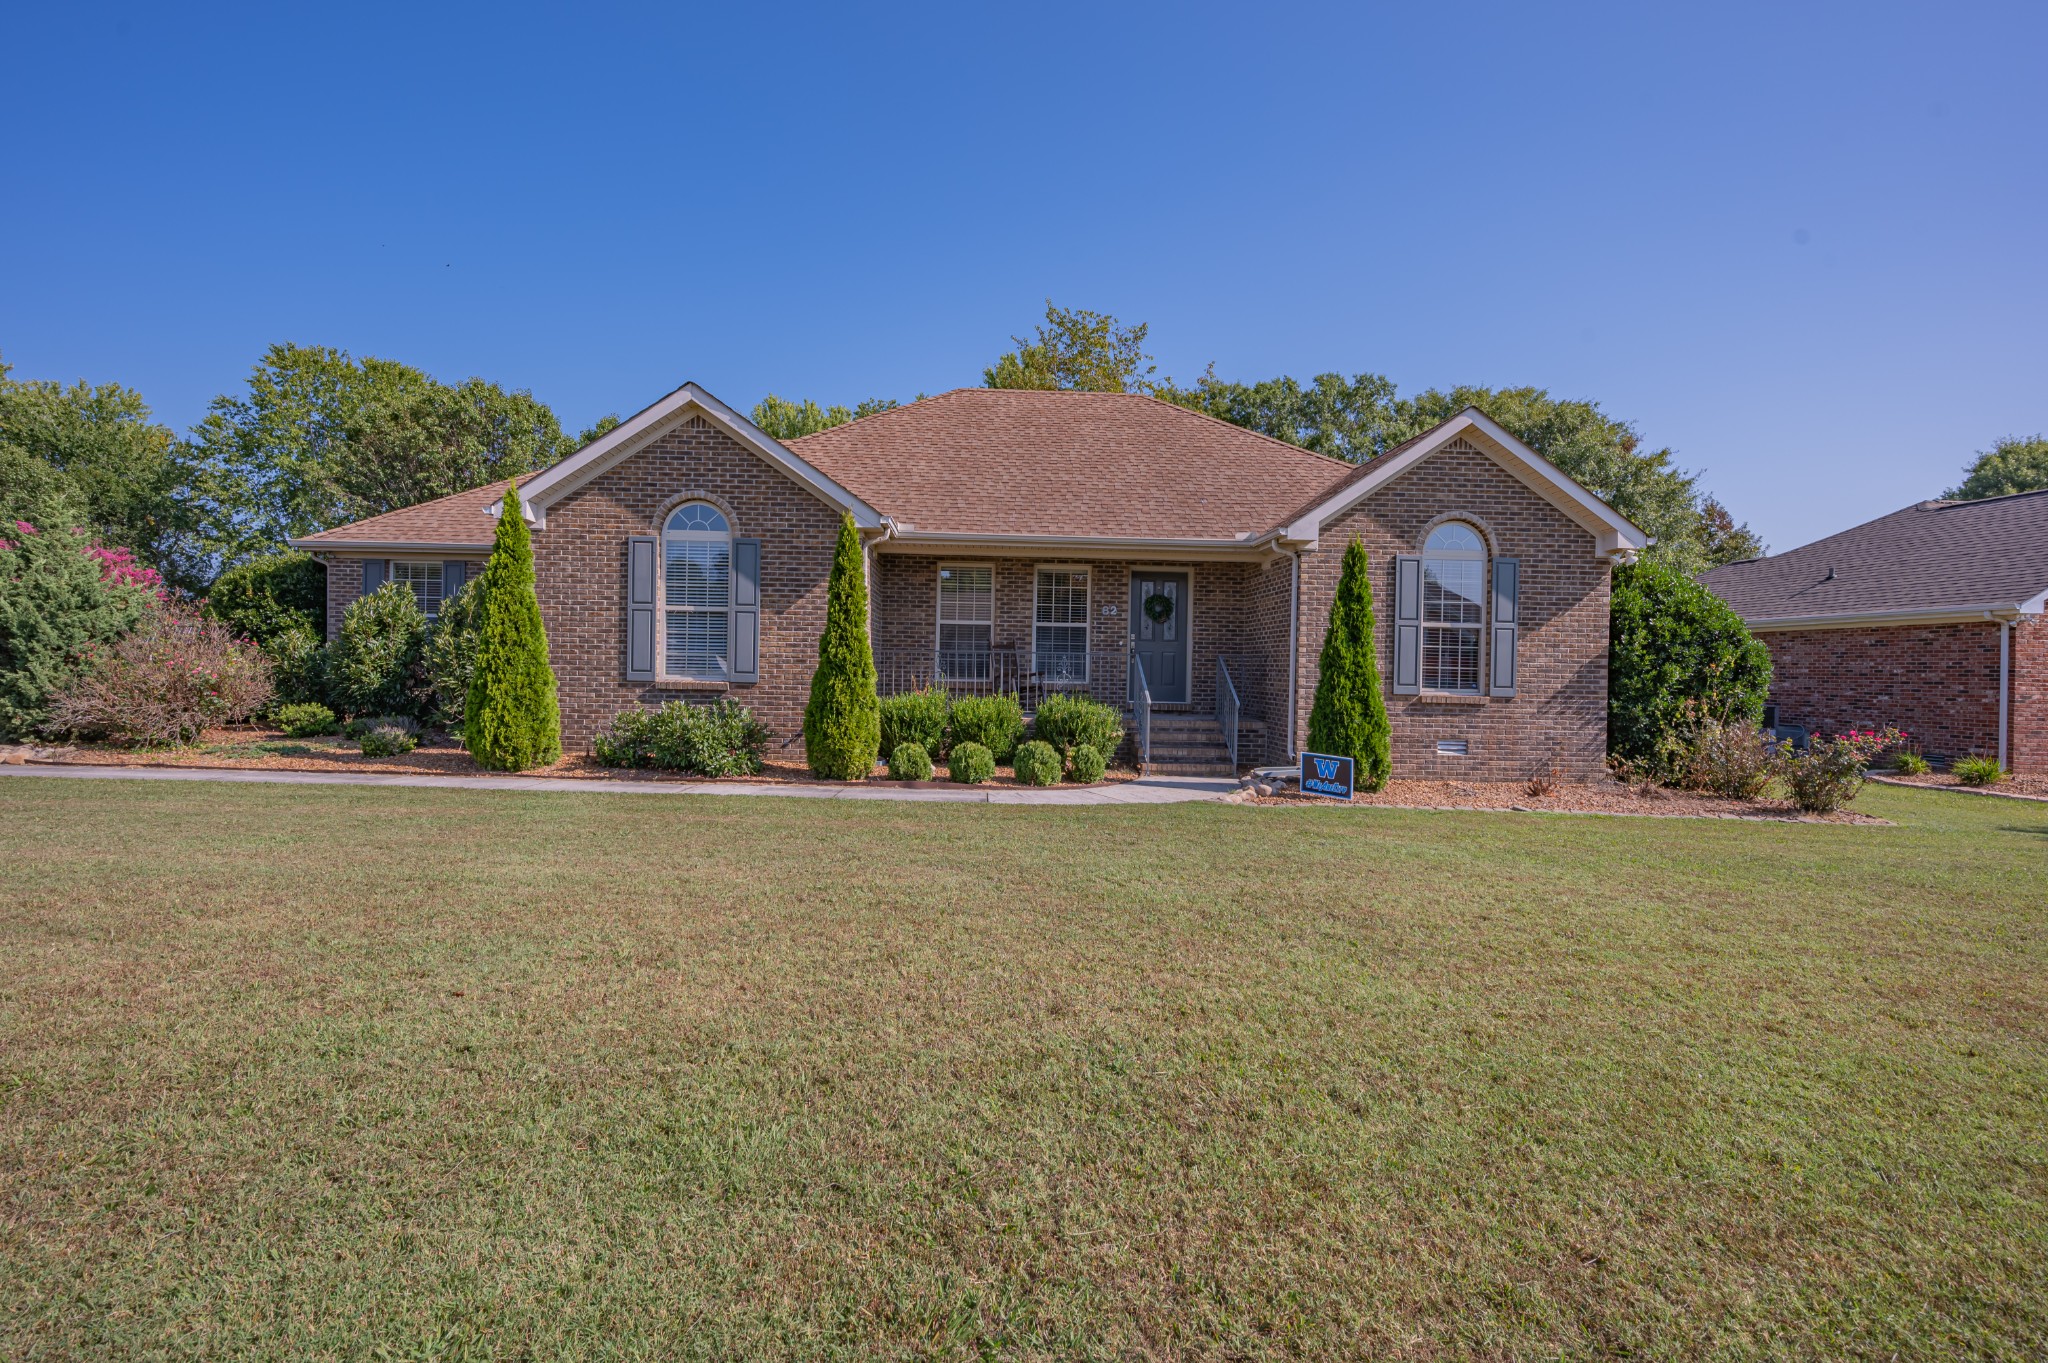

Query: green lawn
[1,778,2043,1361]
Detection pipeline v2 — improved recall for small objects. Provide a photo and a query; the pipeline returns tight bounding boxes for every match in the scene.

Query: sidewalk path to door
[0,763,1241,805]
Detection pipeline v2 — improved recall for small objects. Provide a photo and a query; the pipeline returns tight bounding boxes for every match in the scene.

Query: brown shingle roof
[294,475,535,550]
[788,389,1355,540]
[1701,489,2048,620]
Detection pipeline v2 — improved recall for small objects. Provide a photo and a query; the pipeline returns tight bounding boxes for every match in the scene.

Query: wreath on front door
[1143,591,1175,625]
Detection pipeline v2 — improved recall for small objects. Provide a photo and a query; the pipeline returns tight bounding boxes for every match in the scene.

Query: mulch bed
[1871,771,2048,801]
[1234,777,1890,823]
[4,726,1136,790]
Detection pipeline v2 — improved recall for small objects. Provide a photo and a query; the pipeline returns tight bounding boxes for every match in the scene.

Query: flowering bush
[0,517,153,739]
[1782,726,1902,813]
[83,543,166,599]
[45,599,271,746]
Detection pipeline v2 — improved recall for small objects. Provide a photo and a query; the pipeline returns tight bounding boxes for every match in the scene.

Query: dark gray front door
[1130,572,1190,704]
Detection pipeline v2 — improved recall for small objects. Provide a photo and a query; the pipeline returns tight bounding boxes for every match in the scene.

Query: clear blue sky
[4,1,2042,552]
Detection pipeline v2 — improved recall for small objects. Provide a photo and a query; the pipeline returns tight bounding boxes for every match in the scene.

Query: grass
[1,778,2043,1361]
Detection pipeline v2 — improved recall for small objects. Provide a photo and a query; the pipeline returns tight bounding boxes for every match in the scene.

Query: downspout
[2000,618,2011,770]
[1287,549,1301,759]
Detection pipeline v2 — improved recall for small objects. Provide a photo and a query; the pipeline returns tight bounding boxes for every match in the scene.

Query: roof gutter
[291,540,493,555]
[878,529,1268,558]
[1742,602,2038,632]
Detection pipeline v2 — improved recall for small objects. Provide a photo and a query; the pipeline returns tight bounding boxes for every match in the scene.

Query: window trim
[387,559,446,620]
[1032,564,1092,687]
[934,561,996,683]
[1419,522,1487,696]
[658,501,734,683]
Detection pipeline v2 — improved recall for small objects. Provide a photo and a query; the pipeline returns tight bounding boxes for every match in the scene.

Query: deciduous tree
[1946,435,2048,501]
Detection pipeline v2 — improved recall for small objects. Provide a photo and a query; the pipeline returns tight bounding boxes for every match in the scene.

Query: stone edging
[1866,774,2048,804]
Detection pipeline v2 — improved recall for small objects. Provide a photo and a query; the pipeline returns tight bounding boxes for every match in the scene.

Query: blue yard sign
[1299,751,1355,800]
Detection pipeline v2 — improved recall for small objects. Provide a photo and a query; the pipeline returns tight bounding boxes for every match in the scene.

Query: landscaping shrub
[948,740,994,784]
[1783,726,1900,813]
[803,513,881,779]
[204,551,326,647]
[1067,742,1107,784]
[0,512,151,739]
[45,599,271,747]
[590,700,768,777]
[1952,755,2004,786]
[325,581,429,719]
[264,622,327,709]
[948,694,1024,763]
[422,576,483,729]
[274,701,339,737]
[466,484,561,770]
[1012,739,1061,786]
[1306,537,1392,791]
[1031,691,1124,762]
[1892,751,1931,776]
[1679,719,1781,799]
[879,686,949,760]
[889,741,934,781]
[359,720,419,758]
[1610,560,1771,774]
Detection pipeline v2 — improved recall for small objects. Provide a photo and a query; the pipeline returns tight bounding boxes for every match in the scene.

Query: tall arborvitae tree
[464,484,560,770]
[1306,537,1392,791]
[803,512,881,779]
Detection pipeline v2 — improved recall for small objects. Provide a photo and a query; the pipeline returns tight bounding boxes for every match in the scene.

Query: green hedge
[591,700,769,777]
[948,694,1024,763]
[1031,691,1123,762]
[879,686,948,760]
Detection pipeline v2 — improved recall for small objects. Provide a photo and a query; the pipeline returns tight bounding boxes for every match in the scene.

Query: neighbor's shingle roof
[788,389,1355,540]
[294,476,536,549]
[1701,489,2048,620]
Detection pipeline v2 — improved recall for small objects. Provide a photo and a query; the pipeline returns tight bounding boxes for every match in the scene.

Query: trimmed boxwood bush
[879,686,948,760]
[948,694,1024,763]
[275,702,339,737]
[889,741,934,781]
[803,513,881,779]
[1306,536,1392,792]
[590,700,768,777]
[1030,691,1123,762]
[1610,560,1771,774]
[1067,742,1106,784]
[949,740,995,784]
[1012,739,1061,786]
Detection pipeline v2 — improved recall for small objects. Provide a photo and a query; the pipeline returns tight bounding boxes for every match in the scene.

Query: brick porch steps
[1142,713,1237,777]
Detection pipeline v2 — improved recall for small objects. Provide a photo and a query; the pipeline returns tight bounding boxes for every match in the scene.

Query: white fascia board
[1744,603,2033,632]
[879,530,1268,561]
[514,382,884,531]
[291,539,492,554]
[1285,409,1650,552]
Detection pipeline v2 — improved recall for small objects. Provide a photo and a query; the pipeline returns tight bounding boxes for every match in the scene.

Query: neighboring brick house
[294,384,1646,777]
[1702,490,2048,772]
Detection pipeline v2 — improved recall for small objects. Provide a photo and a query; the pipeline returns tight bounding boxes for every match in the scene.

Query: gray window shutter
[361,558,386,595]
[443,560,467,595]
[626,536,656,682]
[1392,555,1422,694]
[1490,557,1520,697]
[730,537,761,684]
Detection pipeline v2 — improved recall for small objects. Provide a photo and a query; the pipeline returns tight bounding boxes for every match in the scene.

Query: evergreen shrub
[948,694,1024,763]
[949,741,994,784]
[889,741,934,781]
[1012,739,1061,786]
[1067,743,1106,784]
[1305,537,1391,791]
[802,513,881,778]
[879,686,948,760]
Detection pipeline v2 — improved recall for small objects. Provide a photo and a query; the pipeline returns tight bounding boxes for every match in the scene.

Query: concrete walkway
[0,762,1240,806]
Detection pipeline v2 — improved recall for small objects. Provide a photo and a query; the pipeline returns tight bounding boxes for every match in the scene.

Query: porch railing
[1215,655,1240,771]
[1129,640,1152,774]
[874,646,1121,710]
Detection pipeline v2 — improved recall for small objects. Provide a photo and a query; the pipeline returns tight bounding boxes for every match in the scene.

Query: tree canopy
[1945,435,2048,501]
[750,395,899,442]
[184,344,575,570]
[984,302,1158,393]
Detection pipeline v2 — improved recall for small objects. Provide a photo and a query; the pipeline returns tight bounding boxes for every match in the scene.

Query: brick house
[1701,490,2047,772]
[294,383,1646,778]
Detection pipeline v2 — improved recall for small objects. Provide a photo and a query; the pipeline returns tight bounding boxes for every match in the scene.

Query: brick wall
[531,413,843,752]
[1293,438,1614,781]
[2013,615,2045,774]
[1758,620,2011,766]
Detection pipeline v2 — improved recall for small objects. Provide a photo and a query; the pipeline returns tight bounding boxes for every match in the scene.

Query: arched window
[662,502,732,679]
[1421,522,1486,693]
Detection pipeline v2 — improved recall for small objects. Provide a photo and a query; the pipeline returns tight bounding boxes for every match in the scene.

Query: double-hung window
[1034,568,1089,685]
[662,503,732,680]
[1420,523,1485,693]
[389,561,445,619]
[936,565,993,681]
